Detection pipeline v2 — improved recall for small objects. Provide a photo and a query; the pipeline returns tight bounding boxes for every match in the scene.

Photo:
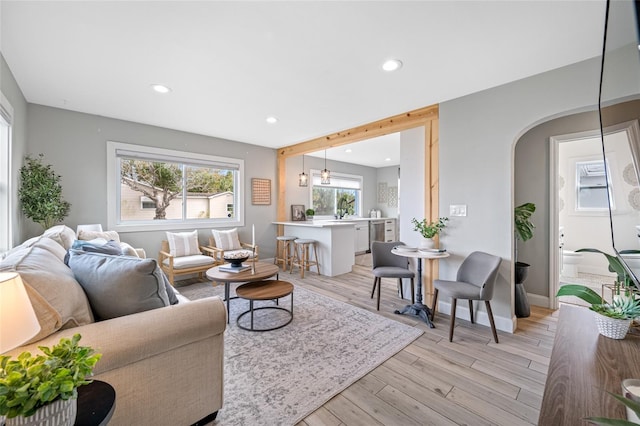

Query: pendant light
[321,150,330,185]
[298,155,308,187]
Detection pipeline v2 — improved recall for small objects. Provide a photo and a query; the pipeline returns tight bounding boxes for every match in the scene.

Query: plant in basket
[556,284,640,339]
[0,334,101,425]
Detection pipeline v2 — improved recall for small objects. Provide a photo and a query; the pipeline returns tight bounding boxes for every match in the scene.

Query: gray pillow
[68,250,172,320]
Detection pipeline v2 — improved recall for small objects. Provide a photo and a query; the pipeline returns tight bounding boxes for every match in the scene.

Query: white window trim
[309,169,363,218]
[0,91,13,252]
[575,159,614,212]
[107,141,244,232]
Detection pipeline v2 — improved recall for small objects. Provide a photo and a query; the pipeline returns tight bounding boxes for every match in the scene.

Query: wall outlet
[449,204,467,217]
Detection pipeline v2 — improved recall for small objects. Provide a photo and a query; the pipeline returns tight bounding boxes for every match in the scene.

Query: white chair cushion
[211,228,242,250]
[166,230,200,257]
[164,254,215,270]
[77,229,121,243]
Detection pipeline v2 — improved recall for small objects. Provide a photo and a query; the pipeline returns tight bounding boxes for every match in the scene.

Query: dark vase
[514,262,531,318]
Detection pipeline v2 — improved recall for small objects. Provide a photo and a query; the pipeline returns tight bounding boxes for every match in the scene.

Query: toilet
[562,250,583,278]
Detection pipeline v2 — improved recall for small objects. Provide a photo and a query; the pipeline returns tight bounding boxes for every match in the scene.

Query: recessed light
[345,149,352,153]
[382,59,403,72]
[151,84,171,94]
[385,158,391,161]
[266,116,278,124]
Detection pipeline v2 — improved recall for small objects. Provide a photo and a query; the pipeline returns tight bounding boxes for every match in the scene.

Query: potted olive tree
[0,334,101,425]
[514,202,536,318]
[18,154,71,230]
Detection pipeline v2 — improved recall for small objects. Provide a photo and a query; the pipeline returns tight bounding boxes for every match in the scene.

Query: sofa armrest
[6,297,227,375]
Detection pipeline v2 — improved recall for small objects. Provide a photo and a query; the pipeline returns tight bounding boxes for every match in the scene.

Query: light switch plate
[450,204,467,217]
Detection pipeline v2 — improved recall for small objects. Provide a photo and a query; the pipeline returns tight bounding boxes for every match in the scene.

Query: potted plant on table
[411,217,448,249]
[556,284,640,339]
[0,334,101,425]
[305,208,315,221]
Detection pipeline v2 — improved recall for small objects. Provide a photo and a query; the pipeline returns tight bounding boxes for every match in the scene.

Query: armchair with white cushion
[159,230,217,285]
[208,228,259,265]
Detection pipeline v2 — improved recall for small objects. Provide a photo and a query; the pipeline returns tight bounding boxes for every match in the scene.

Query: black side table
[75,380,116,426]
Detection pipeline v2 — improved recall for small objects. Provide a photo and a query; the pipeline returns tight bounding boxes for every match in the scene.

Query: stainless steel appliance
[369,220,385,252]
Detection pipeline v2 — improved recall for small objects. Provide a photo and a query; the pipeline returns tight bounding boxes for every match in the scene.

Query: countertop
[273,218,395,227]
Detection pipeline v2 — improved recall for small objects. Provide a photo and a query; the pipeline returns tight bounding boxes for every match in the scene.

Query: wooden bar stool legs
[274,236,297,270]
[290,239,319,278]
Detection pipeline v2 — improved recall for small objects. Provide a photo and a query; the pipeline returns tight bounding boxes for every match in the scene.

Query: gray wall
[0,53,28,247]
[24,105,279,259]
[440,56,601,330]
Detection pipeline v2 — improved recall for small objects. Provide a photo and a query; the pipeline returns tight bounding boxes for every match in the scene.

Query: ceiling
[1,1,606,167]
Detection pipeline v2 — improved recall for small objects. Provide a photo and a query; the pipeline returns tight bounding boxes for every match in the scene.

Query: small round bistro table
[391,248,450,328]
[206,262,280,323]
[235,280,294,331]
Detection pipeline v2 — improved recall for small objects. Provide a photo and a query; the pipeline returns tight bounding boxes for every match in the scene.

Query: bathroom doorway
[550,124,635,308]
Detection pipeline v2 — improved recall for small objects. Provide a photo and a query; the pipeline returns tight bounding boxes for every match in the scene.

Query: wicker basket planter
[594,312,633,339]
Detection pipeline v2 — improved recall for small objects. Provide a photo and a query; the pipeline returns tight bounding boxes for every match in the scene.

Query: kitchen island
[273,220,356,276]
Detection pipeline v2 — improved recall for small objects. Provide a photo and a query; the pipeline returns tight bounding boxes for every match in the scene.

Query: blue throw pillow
[64,239,122,265]
[68,250,175,321]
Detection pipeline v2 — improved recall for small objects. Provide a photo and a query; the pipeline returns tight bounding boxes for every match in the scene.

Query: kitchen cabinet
[355,223,369,254]
[384,219,396,242]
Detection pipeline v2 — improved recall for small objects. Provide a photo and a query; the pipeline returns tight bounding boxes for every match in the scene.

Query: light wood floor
[284,260,557,426]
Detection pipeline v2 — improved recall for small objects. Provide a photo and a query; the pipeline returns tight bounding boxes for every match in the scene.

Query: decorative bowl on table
[223,251,251,267]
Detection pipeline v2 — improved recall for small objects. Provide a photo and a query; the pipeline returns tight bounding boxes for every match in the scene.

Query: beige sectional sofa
[0,226,226,425]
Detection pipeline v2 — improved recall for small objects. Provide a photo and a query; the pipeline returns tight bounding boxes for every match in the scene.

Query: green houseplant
[305,208,315,220]
[587,390,640,425]
[514,202,536,318]
[557,284,640,339]
[0,334,101,424]
[411,217,448,239]
[411,217,448,249]
[18,154,71,230]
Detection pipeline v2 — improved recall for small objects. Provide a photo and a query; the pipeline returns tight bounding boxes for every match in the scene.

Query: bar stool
[274,235,297,270]
[290,239,320,278]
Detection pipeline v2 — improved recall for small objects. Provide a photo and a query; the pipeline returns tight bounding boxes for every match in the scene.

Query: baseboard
[437,300,516,333]
[527,293,550,308]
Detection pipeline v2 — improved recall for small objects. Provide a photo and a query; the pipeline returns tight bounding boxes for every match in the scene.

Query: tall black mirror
[600,0,640,284]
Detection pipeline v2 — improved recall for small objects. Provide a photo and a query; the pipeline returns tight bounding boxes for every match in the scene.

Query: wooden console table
[539,304,640,425]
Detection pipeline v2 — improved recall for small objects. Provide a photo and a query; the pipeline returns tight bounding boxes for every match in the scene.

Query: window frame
[308,169,363,218]
[107,141,244,232]
[0,91,13,253]
[574,159,614,212]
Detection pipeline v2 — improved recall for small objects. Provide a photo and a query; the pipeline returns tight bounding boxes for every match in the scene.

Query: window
[575,160,613,210]
[140,196,156,210]
[0,92,13,253]
[107,142,244,231]
[309,169,362,217]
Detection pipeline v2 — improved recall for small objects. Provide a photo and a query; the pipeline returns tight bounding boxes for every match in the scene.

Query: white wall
[399,127,425,246]
[375,165,400,219]
[440,56,602,332]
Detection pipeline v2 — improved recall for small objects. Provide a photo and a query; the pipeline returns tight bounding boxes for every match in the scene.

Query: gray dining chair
[371,241,415,311]
[431,251,502,343]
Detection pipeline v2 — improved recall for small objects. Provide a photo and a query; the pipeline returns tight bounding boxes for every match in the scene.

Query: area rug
[177,281,423,425]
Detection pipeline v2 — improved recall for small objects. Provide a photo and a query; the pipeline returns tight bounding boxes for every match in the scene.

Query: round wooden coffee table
[206,262,280,323]
[235,280,294,331]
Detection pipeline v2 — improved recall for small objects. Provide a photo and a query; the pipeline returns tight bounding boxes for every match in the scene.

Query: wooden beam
[278,104,438,158]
